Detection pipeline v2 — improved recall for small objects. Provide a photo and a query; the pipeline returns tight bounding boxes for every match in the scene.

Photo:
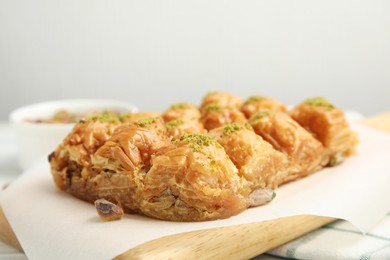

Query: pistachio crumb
[166,119,184,130]
[304,97,335,109]
[222,123,245,136]
[178,133,220,152]
[244,96,266,104]
[170,103,191,110]
[134,117,158,127]
[119,112,133,121]
[86,111,121,123]
[249,111,272,123]
[204,103,225,112]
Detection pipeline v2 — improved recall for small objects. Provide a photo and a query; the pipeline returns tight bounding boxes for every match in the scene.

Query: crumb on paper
[248,188,276,207]
[94,199,124,221]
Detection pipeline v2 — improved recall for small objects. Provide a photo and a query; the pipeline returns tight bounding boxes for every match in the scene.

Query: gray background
[1,0,389,120]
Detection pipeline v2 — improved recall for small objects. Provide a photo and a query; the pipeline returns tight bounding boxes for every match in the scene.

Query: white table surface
[0,122,282,260]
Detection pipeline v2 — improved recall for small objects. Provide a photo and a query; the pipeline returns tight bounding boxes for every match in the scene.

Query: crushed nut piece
[94,199,124,221]
[248,188,276,207]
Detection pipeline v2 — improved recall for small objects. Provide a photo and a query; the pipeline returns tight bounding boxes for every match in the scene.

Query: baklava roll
[88,117,173,212]
[290,97,358,165]
[241,96,287,118]
[162,102,205,139]
[162,102,201,122]
[249,111,329,184]
[200,91,243,111]
[209,123,289,191]
[51,116,173,213]
[200,104,247,131]
[139,133,248,221]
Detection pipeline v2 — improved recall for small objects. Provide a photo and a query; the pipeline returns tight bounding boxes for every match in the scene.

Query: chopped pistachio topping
[244,96,266,104]
[249,111,272,123]
[170,103,191,110]
[178,133,220,152]
[134,117,158,127]
[304,97,335,109]
[204,103,225,112]
[165,119,184,130]
[119,112,133,121]
[86,111,121,124]
[222,123,245,136]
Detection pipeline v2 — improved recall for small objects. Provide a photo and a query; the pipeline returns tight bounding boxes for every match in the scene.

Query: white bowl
[9,99,138,170]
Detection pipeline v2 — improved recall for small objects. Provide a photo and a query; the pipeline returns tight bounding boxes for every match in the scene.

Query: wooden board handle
[0,207,23,252]
[115,215,334,260]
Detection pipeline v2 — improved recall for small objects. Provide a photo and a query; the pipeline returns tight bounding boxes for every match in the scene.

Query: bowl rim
[9,98,139,125]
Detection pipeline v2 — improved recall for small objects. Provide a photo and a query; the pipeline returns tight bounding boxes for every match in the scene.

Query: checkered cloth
[265,213,390,260]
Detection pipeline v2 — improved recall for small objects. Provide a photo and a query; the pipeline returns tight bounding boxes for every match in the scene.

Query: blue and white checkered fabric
[266,213,390,260]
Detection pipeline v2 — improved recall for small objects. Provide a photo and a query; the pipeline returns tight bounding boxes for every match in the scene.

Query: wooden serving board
[1,112,389,259]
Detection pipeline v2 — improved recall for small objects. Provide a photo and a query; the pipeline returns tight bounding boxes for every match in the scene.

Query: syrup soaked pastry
[290,97,358,166]
[200,91,243,111]
[49,93,358,222]
[200,104,247,131]
[209,123,289,190]
[249,111,329,184]
[241,96,287,118]
[139,133,248,221]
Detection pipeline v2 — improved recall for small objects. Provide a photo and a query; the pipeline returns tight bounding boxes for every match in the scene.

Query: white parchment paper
[1,123,390,260]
